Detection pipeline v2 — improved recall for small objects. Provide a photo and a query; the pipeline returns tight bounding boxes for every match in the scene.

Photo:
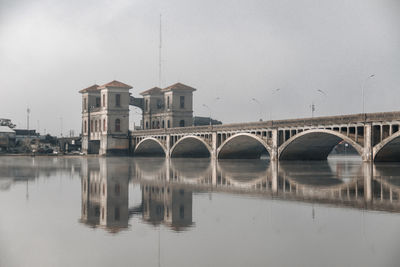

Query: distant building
[193,116,222,126]
[141,83,196,129]
[0,126,16,151]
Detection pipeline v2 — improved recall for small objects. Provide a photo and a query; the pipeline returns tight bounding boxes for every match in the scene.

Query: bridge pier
[271,129,279,162]
[362,124,373,162]
[212,132,217,160]
[166,134,171,159]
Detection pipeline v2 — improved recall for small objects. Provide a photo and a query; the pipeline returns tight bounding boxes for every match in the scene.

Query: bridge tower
[80,80,132,155]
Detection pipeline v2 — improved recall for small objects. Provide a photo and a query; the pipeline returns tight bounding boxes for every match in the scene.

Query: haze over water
[1,156,400,267]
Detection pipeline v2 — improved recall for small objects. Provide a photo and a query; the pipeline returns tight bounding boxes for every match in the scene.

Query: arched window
[115,119,121,132]
[179,120,185,127]
[90,120,93,132]
[145,121,149,129]
[157,121,160,128]
[102,94,105,107]
[95,120,98,132]
[84,120,87,133]
[168,120,170,128]
[167,96,170,109]
[103,119,106,131]
[162,120,165,128]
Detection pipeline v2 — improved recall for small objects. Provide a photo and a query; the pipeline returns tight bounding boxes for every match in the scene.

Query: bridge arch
[217,133,272,159]
[279,129,363,160]
[373,131,400,162]
[170,136,212,158]
[134,137,166,157]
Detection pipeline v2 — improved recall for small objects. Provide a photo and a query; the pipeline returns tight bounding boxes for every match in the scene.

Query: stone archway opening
[134,139,166,157]
[218,135,270,160]
[279,131,362,161]
[171,137,211,158]
[374,134,400,162]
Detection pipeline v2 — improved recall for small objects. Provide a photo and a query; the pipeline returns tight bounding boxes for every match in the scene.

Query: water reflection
[2,156,400,232]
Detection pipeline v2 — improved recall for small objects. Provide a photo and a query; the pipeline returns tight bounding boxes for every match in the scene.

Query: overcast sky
[1,0,399,136]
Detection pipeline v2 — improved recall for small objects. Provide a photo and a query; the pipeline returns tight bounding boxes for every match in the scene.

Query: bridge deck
[131,111,400,135]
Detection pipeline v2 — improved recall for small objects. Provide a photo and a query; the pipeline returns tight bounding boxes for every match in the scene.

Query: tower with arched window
[80,80,132,155]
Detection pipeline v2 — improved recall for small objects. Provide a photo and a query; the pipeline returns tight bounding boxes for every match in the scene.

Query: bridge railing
[130,111,400,136]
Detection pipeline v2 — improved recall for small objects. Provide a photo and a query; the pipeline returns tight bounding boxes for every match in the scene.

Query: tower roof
[140,87,162,96]
[98,80,133,90]
[79,84,99,93]
[162,83,196,92]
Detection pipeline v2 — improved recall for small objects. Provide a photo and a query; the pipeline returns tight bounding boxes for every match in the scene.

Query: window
[83,98,87,110]
[98,120,101,132]
[102,95,105,107]
[101,207,104,220]
[157,121,160,128]
[157,99,163,109]
[180,96,185,109]
[102,184,105,196]
[167,120,170,128]
[179,120,185,127]
[145,99,149,112]
[95,207,100,217]
[145,121,149,129]
[96,97,101,107]
[115,94,121,107]
[115,119,121,132]
[167,96,170,109]
[84,121,87,133]
[90,120,93,132]
[179,205,185,219]
[152,121,155,129]
[114,207,120,221]
[103,119,106,131]
[162,120,165,128]
[95,120,98,132]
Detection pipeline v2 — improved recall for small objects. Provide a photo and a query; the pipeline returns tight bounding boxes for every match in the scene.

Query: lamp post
[251,98,263,121]
[310,89,327,118]
[202,104,212,125]
[362,74,375,114]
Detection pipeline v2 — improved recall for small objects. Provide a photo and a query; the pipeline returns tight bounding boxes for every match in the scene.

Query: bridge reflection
[73,157,400,233]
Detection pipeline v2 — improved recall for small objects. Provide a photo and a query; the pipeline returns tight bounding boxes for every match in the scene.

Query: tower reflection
[79,157,400,233]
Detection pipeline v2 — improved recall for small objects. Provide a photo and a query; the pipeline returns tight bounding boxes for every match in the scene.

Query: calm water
[1,156,400,267]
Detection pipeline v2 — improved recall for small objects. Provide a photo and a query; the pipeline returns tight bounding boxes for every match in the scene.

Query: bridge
[131,111,400,162]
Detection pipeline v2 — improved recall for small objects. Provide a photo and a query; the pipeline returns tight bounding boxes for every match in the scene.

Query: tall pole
[27,107,30,139]
[159,14,162,87]
[202,104,212,125]
[362,74,375,114]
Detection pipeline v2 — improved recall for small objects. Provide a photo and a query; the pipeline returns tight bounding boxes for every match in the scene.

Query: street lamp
[202,104,212,125]
[362,74,375,114]
[251,98,263,121]
[310,89,327,118]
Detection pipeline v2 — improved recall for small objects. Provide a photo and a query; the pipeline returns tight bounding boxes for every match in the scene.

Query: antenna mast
[159,14,162,87]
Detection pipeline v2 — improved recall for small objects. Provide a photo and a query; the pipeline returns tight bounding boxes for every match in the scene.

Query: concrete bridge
[131,111,400,162]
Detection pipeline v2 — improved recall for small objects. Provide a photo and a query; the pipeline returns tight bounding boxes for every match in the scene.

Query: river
[0,156,399,267]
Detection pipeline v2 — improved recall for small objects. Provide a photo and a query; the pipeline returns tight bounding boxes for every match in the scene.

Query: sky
[0,0,399,136]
